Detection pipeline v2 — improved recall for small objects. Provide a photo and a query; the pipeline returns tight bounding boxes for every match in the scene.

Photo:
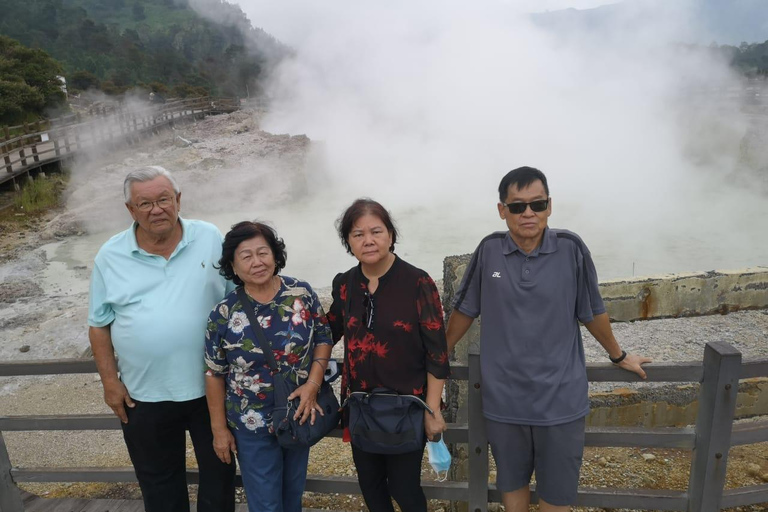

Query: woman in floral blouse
[327,199,451,512]
[204,221,333,512]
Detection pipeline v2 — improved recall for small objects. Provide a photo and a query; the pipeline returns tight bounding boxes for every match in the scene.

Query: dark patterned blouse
[327,255,450,401]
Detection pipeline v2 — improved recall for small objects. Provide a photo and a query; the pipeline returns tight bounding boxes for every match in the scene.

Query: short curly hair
[218,221,287,286]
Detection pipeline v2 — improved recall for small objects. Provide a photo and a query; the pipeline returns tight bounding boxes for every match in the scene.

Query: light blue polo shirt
[453,228,605,426]
[88,218,232,402]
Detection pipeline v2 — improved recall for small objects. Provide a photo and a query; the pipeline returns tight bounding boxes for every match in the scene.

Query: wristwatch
[609,350,627,364]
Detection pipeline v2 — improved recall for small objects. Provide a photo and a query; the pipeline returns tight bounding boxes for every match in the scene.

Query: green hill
[0,0,289,98]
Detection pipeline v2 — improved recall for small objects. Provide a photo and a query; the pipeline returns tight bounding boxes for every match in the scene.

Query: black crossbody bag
[342,272,432,454]
[236,287,340,449]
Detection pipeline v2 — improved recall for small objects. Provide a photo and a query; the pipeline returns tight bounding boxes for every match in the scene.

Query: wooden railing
[1,342,767,512]
[0,97,239,187]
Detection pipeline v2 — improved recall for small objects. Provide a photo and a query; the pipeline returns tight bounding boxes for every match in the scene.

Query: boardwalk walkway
[0,97,239,189]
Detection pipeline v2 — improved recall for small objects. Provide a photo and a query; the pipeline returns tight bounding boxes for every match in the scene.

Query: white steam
[223,0,766,281]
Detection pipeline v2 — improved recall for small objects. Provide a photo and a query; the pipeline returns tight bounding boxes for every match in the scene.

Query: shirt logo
[201,261,206,268]
[491,271,501,278]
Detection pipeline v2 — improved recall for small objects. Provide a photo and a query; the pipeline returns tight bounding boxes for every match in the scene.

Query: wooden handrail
[1,345,768,511]
[1,97,239,181]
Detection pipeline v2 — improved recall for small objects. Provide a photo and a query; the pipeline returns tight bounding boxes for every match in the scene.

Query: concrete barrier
[600,267,768,321]
[444,255,768,322]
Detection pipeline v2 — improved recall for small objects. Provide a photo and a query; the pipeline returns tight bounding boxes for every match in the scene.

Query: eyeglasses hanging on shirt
[363,291,375,331]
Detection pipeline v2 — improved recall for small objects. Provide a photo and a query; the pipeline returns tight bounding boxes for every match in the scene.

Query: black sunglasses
[363,291,375,330]
[504,198,549,214]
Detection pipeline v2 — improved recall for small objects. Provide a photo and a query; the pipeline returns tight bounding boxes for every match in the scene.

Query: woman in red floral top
[327,198,450,512]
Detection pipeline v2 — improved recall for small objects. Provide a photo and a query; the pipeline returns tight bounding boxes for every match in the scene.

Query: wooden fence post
[0,431,24,512]
[467,339,488,512]
[687,341,741,512]
[19,148,26,167]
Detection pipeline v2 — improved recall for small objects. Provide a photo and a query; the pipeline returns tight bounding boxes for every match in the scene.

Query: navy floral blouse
[204,276,333,434]
[327,256,450,403]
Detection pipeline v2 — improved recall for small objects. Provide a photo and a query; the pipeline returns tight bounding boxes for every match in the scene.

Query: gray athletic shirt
[453,228,605,426]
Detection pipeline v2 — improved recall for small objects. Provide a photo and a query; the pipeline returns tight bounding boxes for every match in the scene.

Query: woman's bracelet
[307,378,322,389]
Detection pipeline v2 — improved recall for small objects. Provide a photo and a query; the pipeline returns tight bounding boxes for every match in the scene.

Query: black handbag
[236,287,340,449]
[346,388,432,454]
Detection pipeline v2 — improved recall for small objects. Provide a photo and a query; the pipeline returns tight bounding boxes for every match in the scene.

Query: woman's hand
[424,409,447,441]
[289,381,323,425]
[212,427,237,464]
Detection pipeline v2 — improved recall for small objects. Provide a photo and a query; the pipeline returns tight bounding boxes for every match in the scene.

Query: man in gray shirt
[446,166,650,512]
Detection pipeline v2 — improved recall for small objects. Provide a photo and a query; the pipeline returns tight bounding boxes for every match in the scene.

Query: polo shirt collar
[129,216,191,257]
[502,227,558,256]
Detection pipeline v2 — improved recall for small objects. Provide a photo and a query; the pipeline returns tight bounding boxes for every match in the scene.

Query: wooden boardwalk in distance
[0,97,239,190]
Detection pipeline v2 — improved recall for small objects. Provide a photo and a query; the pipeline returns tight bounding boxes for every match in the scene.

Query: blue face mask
[426,435,452,481]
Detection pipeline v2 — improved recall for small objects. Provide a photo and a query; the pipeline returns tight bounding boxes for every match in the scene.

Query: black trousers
[351,445,427,512]
[121,396,236,512]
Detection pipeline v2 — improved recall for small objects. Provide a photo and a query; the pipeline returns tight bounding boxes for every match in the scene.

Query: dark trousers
[351,445,427,512]
[121,396,236,512]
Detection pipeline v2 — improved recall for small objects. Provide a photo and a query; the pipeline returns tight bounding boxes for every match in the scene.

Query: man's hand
[103,379,135,423]
[425,410,447,441]
[89,326,134,422]
[617,353,653,380]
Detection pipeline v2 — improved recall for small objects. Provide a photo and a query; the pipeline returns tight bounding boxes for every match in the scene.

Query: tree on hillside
[0,35,67,125]
[0,0,290,98]
[69,70,101,92]
[132,2,146,21]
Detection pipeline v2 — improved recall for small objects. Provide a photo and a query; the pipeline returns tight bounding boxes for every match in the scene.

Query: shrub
[14,175,59,213]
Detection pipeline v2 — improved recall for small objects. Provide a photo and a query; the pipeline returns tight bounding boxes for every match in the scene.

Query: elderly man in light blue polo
[88,166,235,512]
[446,166,651,512]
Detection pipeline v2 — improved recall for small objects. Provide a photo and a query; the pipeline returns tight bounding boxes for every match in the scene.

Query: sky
[232,1,626,45]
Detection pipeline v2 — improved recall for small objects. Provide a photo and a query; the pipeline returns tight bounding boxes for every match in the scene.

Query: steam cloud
[228,0,766,281]
[60,0,767,287]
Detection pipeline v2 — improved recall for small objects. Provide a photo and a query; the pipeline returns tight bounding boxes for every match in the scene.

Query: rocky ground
[1,109,767,511]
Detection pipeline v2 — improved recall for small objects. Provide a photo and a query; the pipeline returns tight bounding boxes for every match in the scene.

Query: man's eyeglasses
[363,291,375,330]
[134,197,174,212]
[504,198,549,215]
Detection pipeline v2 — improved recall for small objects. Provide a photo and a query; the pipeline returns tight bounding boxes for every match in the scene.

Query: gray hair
[123,166,180,203]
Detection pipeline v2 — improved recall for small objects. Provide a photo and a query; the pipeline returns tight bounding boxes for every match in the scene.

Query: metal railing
[1,341,767,511]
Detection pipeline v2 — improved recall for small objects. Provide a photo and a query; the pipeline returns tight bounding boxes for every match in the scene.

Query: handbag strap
[342,271,356,397]
[236,286,279,374]
[344,270,355,320]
